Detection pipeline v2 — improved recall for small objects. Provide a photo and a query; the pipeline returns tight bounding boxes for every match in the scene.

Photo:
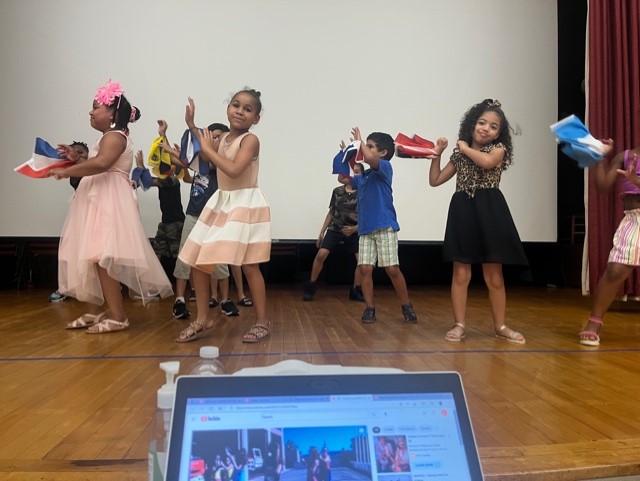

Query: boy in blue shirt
[338,127,417,324]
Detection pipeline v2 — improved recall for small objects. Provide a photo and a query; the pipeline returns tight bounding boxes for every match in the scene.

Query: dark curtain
[587,0,640,295]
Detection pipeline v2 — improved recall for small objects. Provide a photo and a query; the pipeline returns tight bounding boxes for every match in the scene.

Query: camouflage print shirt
[328,185,358,231]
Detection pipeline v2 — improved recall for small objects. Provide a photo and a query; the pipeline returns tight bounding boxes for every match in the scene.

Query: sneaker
[303,281,317,301]
[362,307,376,324]
[349,286,365,302]
[49,291,67,302]
[221,299,240,317]
[172,299,191,319]
[402,303,418,323]
[209,297,219,308]
[188,291,196,302]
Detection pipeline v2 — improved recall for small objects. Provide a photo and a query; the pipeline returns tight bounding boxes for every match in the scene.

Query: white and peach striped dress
[179,132,271,271]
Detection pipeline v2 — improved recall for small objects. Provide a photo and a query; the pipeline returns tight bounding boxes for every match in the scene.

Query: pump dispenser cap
[157,361,180,409]
[199,346,220,359]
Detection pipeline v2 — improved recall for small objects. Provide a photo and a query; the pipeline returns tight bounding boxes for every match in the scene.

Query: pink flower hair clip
[94,79,125,106]
[129,106,138,123]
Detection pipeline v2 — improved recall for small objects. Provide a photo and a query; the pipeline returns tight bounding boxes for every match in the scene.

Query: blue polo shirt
[350,159,399,235]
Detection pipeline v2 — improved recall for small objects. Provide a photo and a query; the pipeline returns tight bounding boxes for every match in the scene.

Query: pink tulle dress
[57,130,173,305]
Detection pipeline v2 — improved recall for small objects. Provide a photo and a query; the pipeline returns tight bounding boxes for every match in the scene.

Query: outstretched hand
[617,152,640,187]
[157,119,168,138]
[185,97,196,130]
[429,137,448,158]
[195,128,220,153]
[351,127,362,142]
[57,144,79,162]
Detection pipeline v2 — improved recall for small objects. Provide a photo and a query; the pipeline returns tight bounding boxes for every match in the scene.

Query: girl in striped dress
[580,143,640,346]
[176,89,272,343]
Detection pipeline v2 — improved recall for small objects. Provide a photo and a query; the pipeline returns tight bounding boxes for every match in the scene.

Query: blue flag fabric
[131,167,153,190]
[332,141,363,175]
[180,129,208,175]
[550,115,604,168]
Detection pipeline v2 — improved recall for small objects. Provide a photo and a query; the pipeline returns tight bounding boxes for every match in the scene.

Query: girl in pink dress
[48,80,173,333]
[176,89,271,343]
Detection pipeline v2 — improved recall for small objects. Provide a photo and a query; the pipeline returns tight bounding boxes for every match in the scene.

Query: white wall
[0,0,557,241]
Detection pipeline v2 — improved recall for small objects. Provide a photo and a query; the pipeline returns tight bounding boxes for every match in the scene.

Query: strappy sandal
[66,311,107,330]
[238,297,253,307]
[86,318,129,334]
[495,325,526,345]
[579,316,602,347]
[175,319,214,343]
[242,323,271,343]
[444,323,466,342]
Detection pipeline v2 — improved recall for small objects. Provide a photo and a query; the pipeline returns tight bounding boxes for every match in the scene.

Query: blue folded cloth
[550,115,604,168]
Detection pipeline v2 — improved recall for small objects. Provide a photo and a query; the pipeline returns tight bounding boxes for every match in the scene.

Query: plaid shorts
[358,227,399,267]
[608,209,640,266]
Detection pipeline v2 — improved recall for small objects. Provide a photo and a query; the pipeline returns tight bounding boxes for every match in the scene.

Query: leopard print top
[452,142,510,197]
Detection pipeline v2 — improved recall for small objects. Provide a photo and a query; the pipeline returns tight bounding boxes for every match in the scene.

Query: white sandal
[86,318,129,334]
[66,312,107,330]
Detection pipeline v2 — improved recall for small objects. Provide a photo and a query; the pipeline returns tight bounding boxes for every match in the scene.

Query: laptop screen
[166,372,483,481]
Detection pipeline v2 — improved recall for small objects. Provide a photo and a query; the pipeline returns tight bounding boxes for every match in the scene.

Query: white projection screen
[0,0,557,242]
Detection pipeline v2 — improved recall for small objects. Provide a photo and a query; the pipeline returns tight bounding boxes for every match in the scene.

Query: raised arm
[591,139,619,192]
[50,133,125,179]
[196,129,259,179]
[456,140,505,169]
[352,127,381,169]
[617,152,640,187]
[428,137,456,186]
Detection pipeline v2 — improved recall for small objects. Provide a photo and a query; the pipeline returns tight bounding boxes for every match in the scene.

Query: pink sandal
[579,316,602,347]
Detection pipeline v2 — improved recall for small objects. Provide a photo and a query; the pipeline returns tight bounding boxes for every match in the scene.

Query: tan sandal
[242,323,271,343]
[495,325,525,345]
[86,318,129,334]
[66,312,107,330]
[444,323,466,342]
[175,319,214,343]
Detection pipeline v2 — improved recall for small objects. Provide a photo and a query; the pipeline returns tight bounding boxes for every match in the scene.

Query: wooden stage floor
[1,284,639,481]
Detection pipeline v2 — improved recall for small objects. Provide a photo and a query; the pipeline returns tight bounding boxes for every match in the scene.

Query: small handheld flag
[180,129,208,175]
[332,141,363,176]
[550,115,604,168]
[15,138,75,178]
[395,133,437,158]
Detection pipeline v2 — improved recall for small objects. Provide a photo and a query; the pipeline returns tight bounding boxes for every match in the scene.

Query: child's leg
[175,267,214,342]
[481,263,506,326]
[482,263,524,343]
[353,253,363,288]
[359,264,375,306]
[310,248,330,283]
[451,262,471,324]
[231,265,247,299]
[581,262,634,340]
[210,277,219,301]
[219,276,230,300]
[192,268,212,324]
[96,265,126,321]
[242,264,267,323]
[384,265,410,304]
[241,264,270,342]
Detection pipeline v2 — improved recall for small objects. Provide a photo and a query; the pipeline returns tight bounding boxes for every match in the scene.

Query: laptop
[165,370,484,481]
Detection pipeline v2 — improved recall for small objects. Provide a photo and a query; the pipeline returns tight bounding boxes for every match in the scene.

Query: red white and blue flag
[14,138,75,178]
[332,140,363,176]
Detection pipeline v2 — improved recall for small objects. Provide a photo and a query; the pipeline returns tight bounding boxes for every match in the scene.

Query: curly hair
[458,99,513,169]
